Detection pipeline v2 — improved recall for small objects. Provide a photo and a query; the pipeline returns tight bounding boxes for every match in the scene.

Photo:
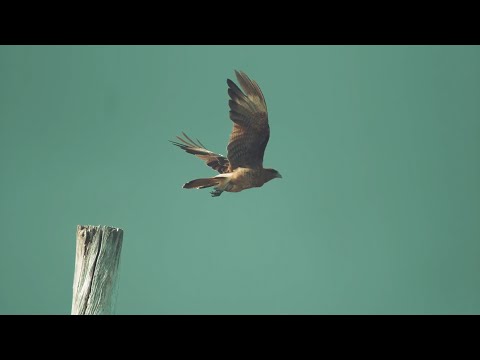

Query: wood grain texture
[71,225,124,315]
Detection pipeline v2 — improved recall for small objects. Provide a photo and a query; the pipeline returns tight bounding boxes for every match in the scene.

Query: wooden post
[71,225,124,315]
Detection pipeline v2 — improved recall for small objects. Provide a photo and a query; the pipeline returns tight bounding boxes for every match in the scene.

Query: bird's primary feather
[226,70,270,170]
[170,132,230,174]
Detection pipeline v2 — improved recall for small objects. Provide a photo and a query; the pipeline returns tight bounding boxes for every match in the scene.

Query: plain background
[1,45,479,314]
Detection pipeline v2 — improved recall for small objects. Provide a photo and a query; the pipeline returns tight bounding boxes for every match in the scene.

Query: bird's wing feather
[226,70,269,170]
[170,132,230,174]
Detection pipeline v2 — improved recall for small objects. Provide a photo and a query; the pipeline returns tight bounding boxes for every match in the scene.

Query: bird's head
[265,168,282,181]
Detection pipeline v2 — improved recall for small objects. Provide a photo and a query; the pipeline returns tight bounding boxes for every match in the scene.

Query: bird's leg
[210,189,223,197]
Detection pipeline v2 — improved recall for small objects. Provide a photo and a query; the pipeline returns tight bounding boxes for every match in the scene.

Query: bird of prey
[170,70,282,197]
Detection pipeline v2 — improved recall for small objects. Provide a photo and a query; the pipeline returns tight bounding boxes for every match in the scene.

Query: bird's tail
[183,177,220,189]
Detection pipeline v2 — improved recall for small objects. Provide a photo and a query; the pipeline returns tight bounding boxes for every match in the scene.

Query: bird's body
[184,167,280,196]
[171,70,281,197]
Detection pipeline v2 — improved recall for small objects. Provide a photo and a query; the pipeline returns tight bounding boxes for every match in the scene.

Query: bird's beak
[276,173,283,179]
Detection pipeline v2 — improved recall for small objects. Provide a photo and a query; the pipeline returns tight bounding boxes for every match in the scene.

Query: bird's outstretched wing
[227,70,269,170]
[170,132,230,174]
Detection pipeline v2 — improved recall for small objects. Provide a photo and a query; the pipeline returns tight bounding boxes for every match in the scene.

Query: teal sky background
[1,45,479,314]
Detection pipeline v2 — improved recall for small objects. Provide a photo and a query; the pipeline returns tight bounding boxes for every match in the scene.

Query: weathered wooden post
[71,225,124,315]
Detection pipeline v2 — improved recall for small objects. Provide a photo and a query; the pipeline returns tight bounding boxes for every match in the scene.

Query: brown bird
[170,70,282,197]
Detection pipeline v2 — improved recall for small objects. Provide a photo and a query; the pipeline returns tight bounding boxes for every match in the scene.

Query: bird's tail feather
[183,177,220,189]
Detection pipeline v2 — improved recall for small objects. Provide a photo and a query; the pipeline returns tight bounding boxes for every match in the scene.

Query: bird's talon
[210,190,223,197]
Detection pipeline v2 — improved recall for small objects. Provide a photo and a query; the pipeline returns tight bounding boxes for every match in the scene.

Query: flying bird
[170,70,282,197]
